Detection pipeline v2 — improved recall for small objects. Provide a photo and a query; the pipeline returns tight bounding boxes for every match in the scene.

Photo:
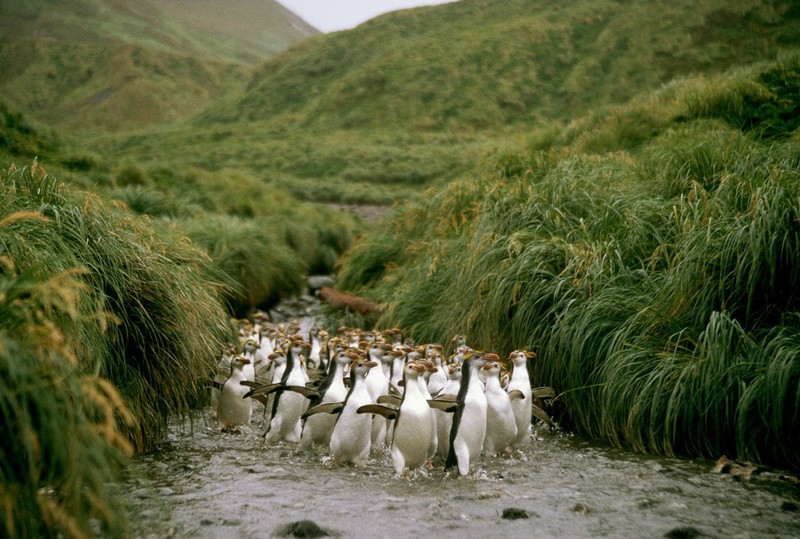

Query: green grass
[0,161,244,535]
[337,55,800,469]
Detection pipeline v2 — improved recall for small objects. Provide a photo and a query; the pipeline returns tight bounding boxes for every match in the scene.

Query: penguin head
[447,364,462,381]
[402,361,425,381]
[481,360,501,379]
[268,350,286,366]
[352,359,378,376]
[232,355,250,369]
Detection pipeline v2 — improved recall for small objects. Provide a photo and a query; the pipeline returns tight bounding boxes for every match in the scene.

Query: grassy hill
[200,0,800,130]
[336,53,800,469]
[0,0,318,134]
[88,0,800,206]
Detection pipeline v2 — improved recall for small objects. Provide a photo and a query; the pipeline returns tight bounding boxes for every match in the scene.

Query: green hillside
[200,0,800,130]
[0,0,318,134]
[91,0,800,206]
[336,53,800,469]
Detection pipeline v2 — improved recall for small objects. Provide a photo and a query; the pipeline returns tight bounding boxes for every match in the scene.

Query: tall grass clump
[0,249,134,538]
[338,58,800,469]
[180,214,306,314]
[1,162,233,453]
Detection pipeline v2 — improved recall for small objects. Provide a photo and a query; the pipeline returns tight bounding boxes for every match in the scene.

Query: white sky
[276,0,460,33]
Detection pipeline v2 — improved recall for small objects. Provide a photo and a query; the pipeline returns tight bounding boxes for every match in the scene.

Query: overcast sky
[276,0,460,33]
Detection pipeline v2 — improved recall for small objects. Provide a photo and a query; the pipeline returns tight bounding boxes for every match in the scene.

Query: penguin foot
[425,458,434,470]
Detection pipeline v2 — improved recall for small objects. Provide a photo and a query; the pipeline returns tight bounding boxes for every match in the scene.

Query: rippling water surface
[118,405,800,538]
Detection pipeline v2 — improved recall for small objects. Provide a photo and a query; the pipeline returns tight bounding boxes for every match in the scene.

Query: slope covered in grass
[93,0,800,207]
[0,162,239,537]
[201,0,800,131]
[0,0,318,134]
[336,54,800,470]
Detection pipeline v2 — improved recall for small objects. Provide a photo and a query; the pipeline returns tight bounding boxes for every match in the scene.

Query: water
[116,304,800,538]
[118,408,800,538]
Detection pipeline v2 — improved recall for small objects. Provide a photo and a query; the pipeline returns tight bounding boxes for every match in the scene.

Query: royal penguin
[434,363,462,460]
[308,325,323,370]
[216,355,252,431]
[246,341,316,445]
[358,362,434,476]
[364,342,393,447]
[210,344,236,418]
[301,349,358,450]
[482,360,518,456]
[435,352,492,476]
[240,338,261,382]
[426,346,447,397]
[304,358,378,465]
[507,350,536,449]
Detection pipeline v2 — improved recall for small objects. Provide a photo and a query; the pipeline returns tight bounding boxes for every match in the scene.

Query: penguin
[507,350,536,449]
[364,342,393,448]
[301,349,359,449]
[255,323,276,367]
[482,360,518,456]
[416,358,439,465]
[240,338,261,382]
[434,362,461,460]
[246,341,315,445]
[389,344,410,393]
[210,343,236,418]
[304,358,378,465]
[308,325,323,370]
[435,352,492,476]
[358,361,433,476]
[216,355,252,432]
[426,347,448,397]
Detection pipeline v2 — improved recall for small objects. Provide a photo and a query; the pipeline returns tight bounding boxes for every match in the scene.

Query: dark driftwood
[316,287,384,316]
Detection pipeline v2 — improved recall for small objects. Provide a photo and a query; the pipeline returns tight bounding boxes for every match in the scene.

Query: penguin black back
[445,356,473,471]
[265,347,296,434]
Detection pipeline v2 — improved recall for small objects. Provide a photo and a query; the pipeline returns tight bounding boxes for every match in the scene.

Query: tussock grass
[0,162,236,536]
[338,57,800,469]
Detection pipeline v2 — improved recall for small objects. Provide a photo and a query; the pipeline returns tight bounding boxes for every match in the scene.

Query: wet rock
[636,498,659,509]
[664,526,705,538]
[781,501,798,512]
[274,520,333,538]
[307,275,336,291]
[501,507,529,520]
[572,502,591,514]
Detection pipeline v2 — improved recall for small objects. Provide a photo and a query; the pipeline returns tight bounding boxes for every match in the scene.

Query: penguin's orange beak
[482,353,500,361]
[364,361,378,369]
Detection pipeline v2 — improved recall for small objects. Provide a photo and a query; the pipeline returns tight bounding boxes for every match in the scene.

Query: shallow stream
[116,303,800,538]
[117,404,800,538]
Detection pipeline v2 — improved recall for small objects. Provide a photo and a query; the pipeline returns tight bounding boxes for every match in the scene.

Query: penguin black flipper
[302,402,344,419]
[243,382,282,399]
[427,398,458,412]
[240,380,261,389]
[207,381,223,392]
[251,394,269,407]
[532,404,553,426]
[388,384,402,397]
[356,404,398,420]
[282,385,321,399]
[507,389,525,401]
[377,394,401,407]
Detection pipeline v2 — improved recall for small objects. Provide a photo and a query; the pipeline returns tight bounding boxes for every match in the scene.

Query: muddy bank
[117,407,800,538]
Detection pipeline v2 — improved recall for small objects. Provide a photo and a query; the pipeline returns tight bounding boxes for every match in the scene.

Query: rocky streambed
[115,292,800,538]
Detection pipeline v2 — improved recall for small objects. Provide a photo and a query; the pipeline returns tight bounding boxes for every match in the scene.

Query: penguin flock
[211,315,556,478]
